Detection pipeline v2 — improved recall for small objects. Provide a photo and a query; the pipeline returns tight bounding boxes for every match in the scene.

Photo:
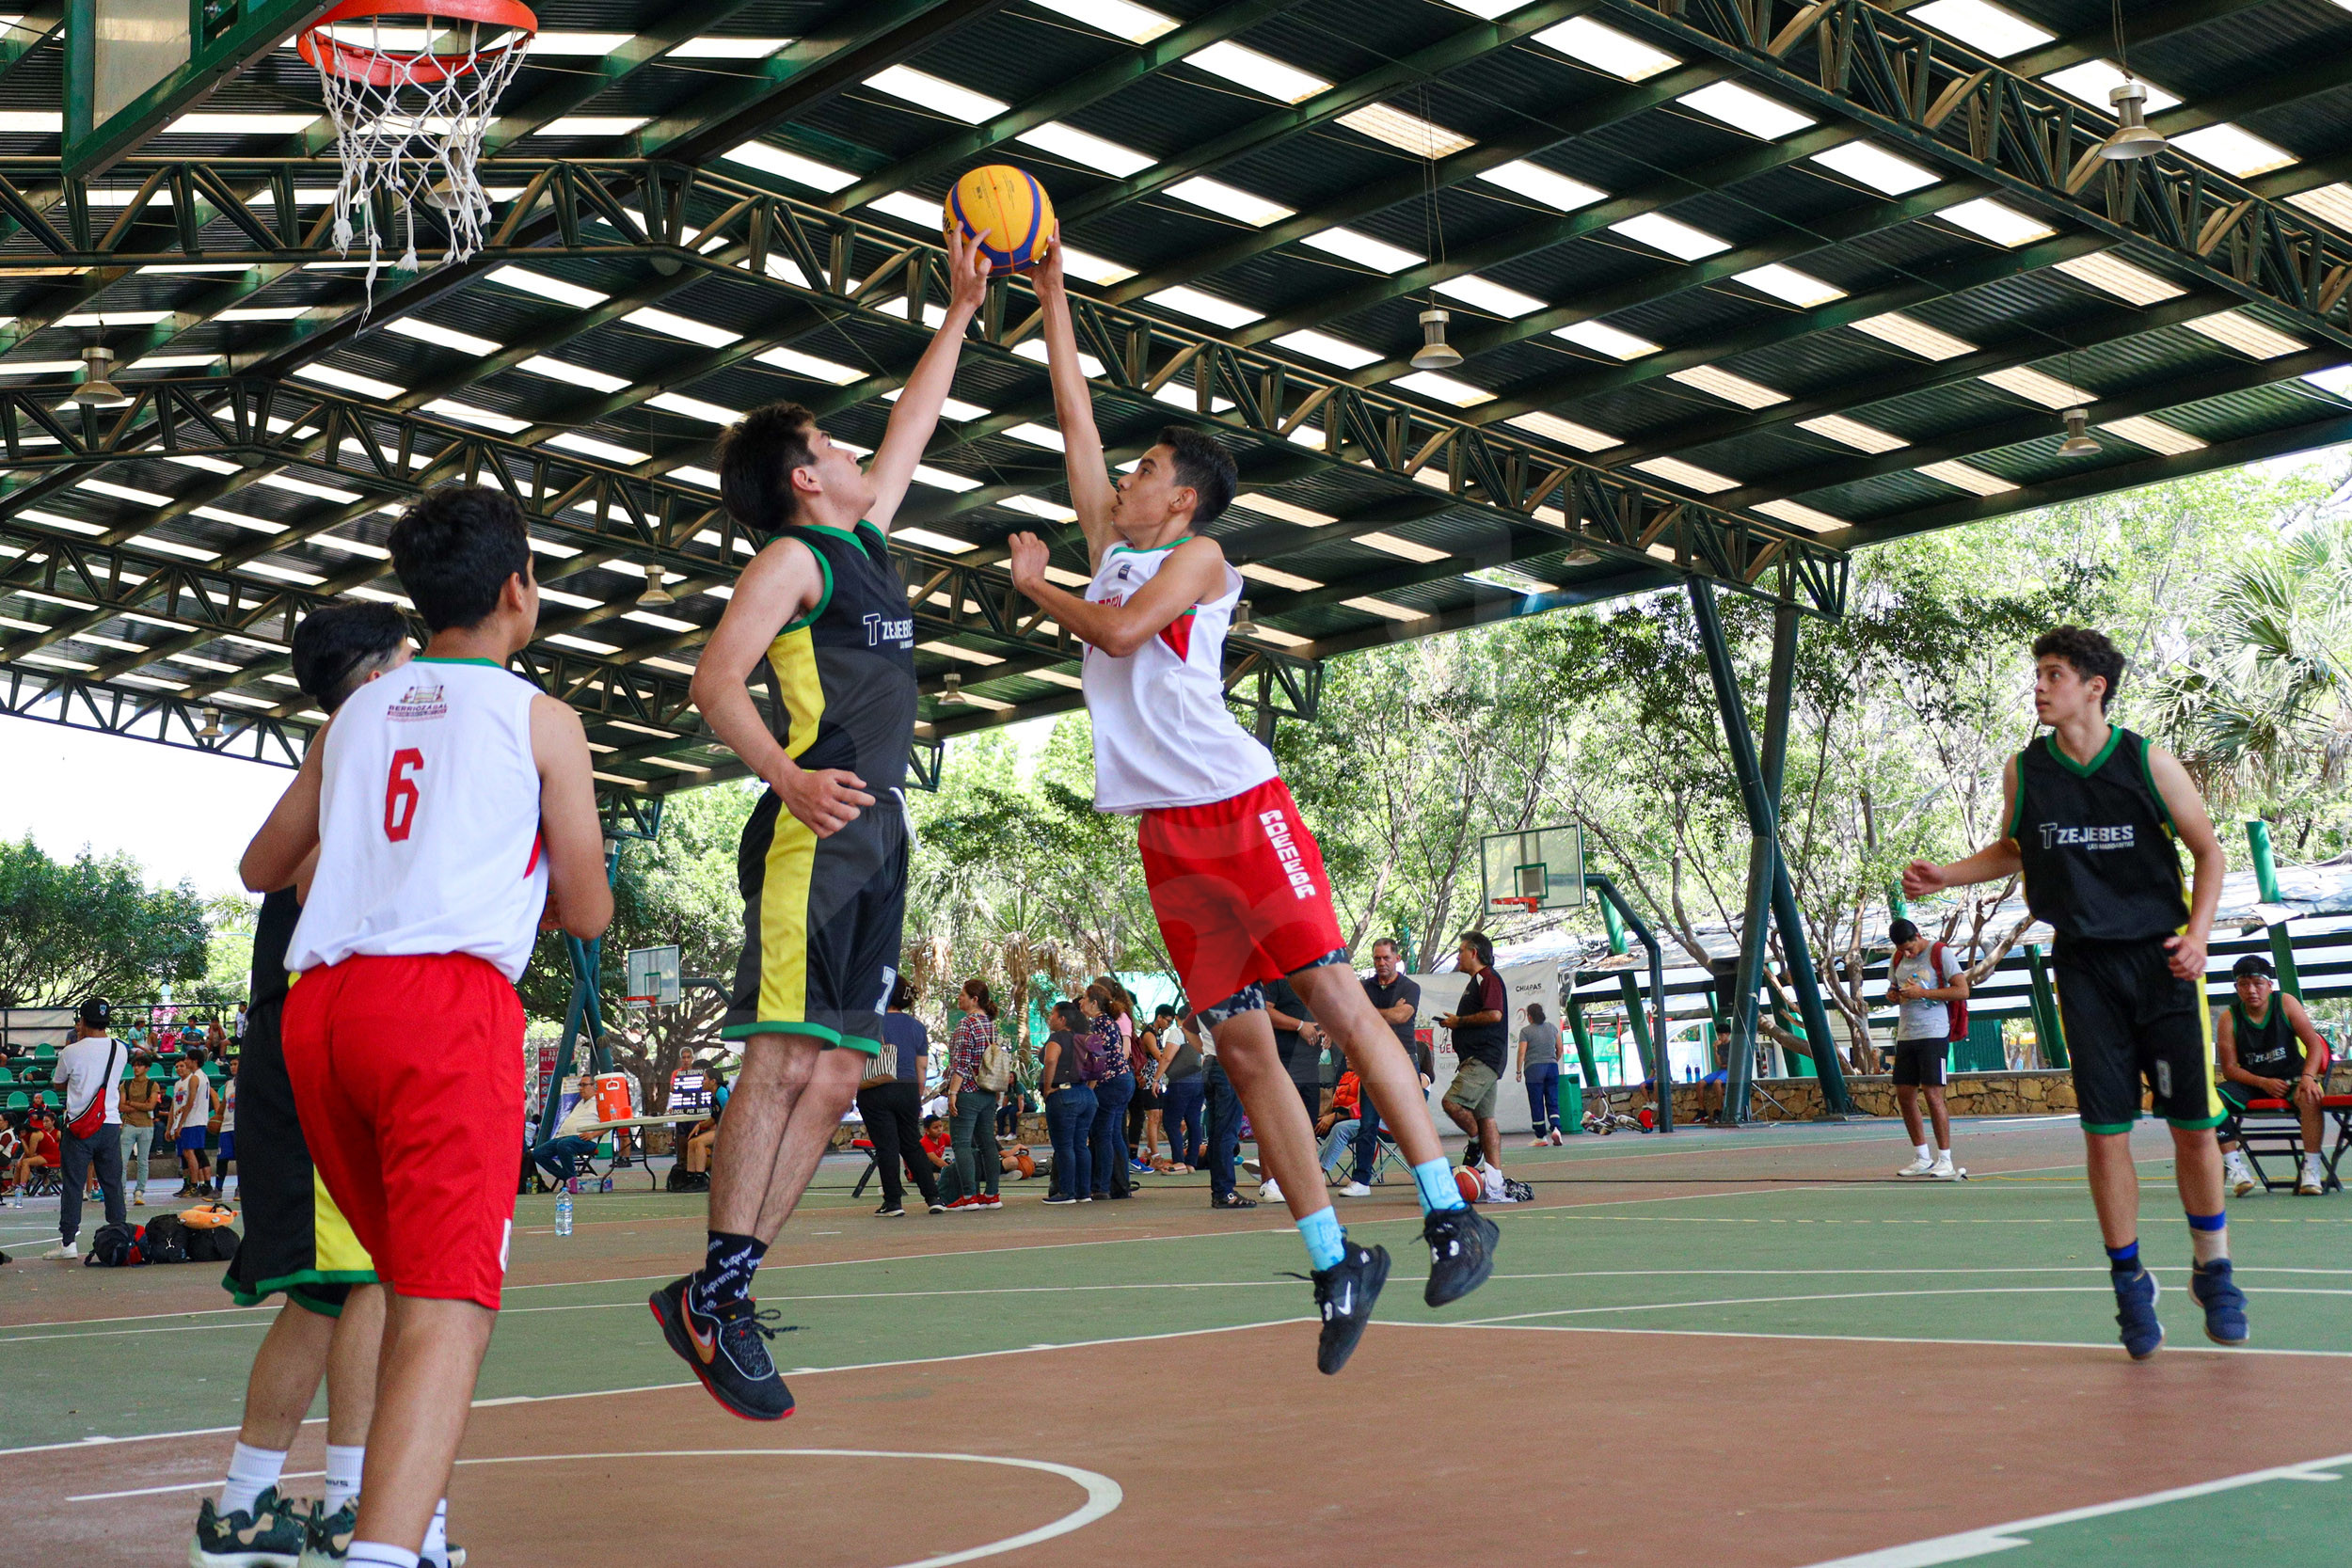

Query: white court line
[1401,1318,2352,1359]
[1797,1451,2352,1566]
[72,1469,326,1503]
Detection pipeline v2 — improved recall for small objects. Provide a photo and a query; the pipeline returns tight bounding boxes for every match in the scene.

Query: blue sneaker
[2112,1266,2163,1360]
[2190,1259,2249,1345]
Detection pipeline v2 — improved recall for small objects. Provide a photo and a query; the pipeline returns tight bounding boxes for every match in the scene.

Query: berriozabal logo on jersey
[1258,808,1318,900]
[387,684,446,721]
[861,612,914,648]
[2039,822,2136,850]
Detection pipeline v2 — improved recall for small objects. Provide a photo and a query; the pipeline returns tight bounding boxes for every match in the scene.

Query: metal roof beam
[827,0,1295,215]
[1706,345,2346,510]
[1583,0,2352,352]
[633,0,1018,169]
[0,666,307,766]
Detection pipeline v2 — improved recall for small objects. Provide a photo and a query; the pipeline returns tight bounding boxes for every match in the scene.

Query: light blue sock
[1413,1156,1466,1213]
[1296,1206,1346,1271]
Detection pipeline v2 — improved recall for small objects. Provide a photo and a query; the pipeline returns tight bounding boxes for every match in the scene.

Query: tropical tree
[0,837,211,1007]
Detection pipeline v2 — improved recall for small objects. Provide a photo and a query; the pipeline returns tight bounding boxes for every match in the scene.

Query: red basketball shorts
[1137,776,1346,1010]
[281,953,525,1310]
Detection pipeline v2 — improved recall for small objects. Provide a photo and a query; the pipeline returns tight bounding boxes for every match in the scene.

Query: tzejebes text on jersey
[862,613,914,647]
[2037,823,2137,850]
[1259,808,1318,900]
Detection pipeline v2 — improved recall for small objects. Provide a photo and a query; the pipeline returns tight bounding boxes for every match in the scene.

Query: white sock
[346,1544,420,1568]
[325,1444,366,1513]
[1914,1143,1932,1162]
[220,1441,287,1518]
[422,1499,450,1563]
[2191,1224,2230,1265]
[1934,1146,1952,1162]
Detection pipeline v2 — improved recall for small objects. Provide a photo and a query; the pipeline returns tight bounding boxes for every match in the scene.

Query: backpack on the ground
[182,1223,238,1263]
[1931,942,1969,1040]
[139,1212,190,1264]
[84,1222,142,1267]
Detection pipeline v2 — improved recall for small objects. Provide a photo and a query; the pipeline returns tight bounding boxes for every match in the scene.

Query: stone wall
[1581,1063,2352,1124]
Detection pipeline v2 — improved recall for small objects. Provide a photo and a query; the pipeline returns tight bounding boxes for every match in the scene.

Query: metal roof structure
[4,0,2352,816]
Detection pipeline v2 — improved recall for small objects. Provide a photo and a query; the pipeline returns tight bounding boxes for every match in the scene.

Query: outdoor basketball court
[8,1117,2348,1567]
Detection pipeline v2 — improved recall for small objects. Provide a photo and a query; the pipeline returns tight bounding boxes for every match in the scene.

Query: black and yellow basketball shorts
[222,990,378,1314]
[2053,937,2225,1133]
[722,786,907,1056]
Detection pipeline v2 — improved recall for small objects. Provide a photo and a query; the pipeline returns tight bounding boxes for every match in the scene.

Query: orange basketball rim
[297,0,539,88]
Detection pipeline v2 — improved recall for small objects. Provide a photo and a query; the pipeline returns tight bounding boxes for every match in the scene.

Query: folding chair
[1341,1130,1409,1187]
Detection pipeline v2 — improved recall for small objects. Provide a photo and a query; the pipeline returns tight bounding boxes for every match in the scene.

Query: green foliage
[0,836,211,1007]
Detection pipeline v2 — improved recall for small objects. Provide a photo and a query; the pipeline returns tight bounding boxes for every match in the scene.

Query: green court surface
[5,1117,2348,1566]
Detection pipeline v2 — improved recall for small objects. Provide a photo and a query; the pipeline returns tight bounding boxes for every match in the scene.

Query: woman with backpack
[940,978,1005,1212]
[1040,1002,1097,1205]
[1080,983,1135,1200]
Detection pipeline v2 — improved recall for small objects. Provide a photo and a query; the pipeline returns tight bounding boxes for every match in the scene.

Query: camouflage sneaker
[295,1498,356,1568]
[189,1485,307,1568]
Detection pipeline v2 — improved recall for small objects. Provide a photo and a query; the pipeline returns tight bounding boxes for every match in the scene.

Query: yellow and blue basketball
[944,164,1057,277]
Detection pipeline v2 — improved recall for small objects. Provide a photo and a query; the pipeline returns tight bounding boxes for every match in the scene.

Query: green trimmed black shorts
[2054,937,2224,1132]
[721,787,906,1056]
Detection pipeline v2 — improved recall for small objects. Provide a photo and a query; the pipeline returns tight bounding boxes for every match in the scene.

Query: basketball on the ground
[945,165,1056,276]
[1454,1166,1483,1203]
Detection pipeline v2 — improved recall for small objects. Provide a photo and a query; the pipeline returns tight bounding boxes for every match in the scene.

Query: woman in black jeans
[1080,984,1134,1200]
[856,978,944,1216]
[1040,1003,1096,1205]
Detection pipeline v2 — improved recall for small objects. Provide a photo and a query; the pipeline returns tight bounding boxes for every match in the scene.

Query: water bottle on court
[555,1188,573,1238]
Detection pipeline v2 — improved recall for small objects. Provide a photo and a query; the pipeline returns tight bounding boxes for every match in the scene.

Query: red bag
[1931,943,1969,1042]
[66,1040,121,1141]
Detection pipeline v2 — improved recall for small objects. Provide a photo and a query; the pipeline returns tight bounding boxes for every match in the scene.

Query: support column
[535,839,621,1145]
[2025,942,2069,1069]
[1600,895,1657,1083]
[1588,874,1669,1133]
[1688,584,1850,1117]
[2247,819,2303,998]
[1565,993,1602,1090]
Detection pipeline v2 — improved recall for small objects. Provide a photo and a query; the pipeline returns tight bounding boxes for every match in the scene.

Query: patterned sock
[345,1544,420,1568]
[324,1444,365,1513]
[1411,1157,1466,1214]
[219,1441,286,1518]
[421,1498,449,1564]
[1296,1206,1345,1272]
[2187,1211,2229,1265]
[690,1230,767,1313]
[2106,1240,2140,1274]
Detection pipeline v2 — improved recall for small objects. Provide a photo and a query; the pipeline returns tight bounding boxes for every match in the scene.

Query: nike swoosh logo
[1335,1285,1352,1315]
[684,1302,719,1364]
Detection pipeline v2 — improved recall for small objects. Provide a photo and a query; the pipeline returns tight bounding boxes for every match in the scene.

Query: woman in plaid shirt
[942,979,1004,1211]
[1082,983,1136,1200]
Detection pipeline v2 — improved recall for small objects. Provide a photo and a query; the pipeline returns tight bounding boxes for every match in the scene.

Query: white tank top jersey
[287,657,550,983]
[1082,538,1278,814]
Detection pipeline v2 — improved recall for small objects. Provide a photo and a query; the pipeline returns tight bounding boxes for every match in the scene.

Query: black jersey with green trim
[759,521,916,791]
[2231,997,2303,1078]
[2010,726,2187,943]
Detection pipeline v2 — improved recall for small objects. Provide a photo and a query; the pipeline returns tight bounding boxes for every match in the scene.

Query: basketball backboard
[1479,824,1584,916]
[63,0,332,178]
[625,943,682,1008]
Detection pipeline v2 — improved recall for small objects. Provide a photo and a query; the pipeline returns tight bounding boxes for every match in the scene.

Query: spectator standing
[941,979,1004,1212]
[170,1048,215,1197]
[1082,983,1134,1200]
[1518,1004,1565,1147]
[1340,939,1425,1197]
[1127,1010,1166,1168]
[1200,1011,1254,1210]
[215,1056,241,1200]
[1160,1010,1206,1172]
[859,979,944,1217]
[1884,918,1966,1180]
[48,998,127,1259]
[120,1051,163,1207]
[1440,931,1509,1179]
[1040,1003,1097,1204]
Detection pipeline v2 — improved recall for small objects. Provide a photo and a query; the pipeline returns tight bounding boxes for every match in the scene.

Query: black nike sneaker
[1422,1205,1500,1307]
[1310,1242,1391,1375]
[649,1275,794,1420]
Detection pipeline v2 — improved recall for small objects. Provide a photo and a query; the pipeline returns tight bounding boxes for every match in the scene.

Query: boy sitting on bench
[2216,954,2330,1196]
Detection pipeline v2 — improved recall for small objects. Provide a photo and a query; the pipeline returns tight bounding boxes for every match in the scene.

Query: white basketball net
[306,20,533,300]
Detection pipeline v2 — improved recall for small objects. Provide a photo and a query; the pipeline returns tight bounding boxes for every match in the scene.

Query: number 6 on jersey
[384,748,424,841]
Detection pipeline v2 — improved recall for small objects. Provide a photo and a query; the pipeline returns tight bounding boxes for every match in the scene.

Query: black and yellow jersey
[2009,726,2188,944]
[759,521,917,791]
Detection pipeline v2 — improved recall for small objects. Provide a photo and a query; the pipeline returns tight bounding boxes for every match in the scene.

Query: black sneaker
[191,1484,307,1567]
[874,1204,905,1217]
[1308,1242,1391,1375]
[294,1497,355,1568]
[1210,1192,1258,1210]
[1422,1205,1500,1307]
[926,1199,947,1213]
[649,1275,795,1420]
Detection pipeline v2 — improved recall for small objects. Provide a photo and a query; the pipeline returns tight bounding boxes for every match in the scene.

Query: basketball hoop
[1490,895,1541,915]
[297,0,537,295]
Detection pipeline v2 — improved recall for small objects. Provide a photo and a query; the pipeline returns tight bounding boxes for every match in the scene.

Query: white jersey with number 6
[287,657,548,983]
